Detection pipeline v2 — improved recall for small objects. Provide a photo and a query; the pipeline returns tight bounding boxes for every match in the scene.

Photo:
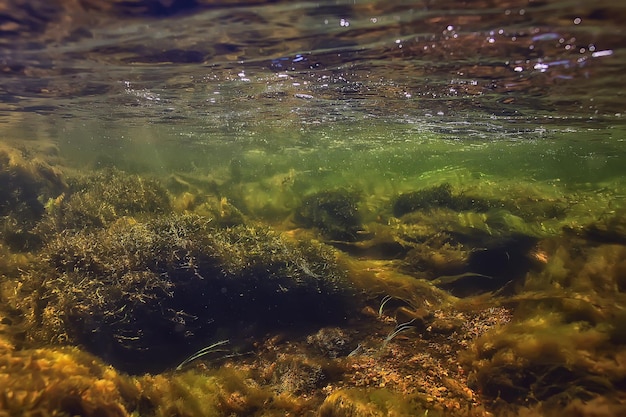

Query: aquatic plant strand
[175,340,230,371]
[382,318,418,349]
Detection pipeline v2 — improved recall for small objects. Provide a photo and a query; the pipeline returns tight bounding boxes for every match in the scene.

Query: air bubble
[592,50,613,58]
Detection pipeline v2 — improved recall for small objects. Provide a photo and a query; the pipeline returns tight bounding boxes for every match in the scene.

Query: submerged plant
[39,168,171,233]
[295,189,363,241]
[0,146,66,251]
[378,295,395,317]
[13,213,354,373]
[175,340,230,371]
[382,318,419,349]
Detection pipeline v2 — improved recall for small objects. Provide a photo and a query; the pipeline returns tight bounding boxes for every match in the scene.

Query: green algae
[39,168,171,233]
[319,388,433,417]
[2,132,626,416]
[295,189,363,241]
[393,183,490,217]
[1,0,626,412]
[9,213,353,374]
[0,146,66,251]
[0,342,140,417]
[0,338,310,417]
[459,236,626,409]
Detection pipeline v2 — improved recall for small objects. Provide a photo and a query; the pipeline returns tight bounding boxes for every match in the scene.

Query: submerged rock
[13,214,354,373]
[459,237,626,410]
[392,182,567,234]
[462,316,619,404]
[392,183,491,217]
[295,189,363,241]
[393,209,540,296]
[307,327,354,358]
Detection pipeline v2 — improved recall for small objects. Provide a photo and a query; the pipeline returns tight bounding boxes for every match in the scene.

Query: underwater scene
[1,0,626,416]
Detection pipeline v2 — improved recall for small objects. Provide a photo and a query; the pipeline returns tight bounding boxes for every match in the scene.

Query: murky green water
[2,1,626,416]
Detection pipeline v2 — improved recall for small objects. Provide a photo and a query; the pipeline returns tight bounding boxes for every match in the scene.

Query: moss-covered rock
[393,183,491,217]
[392,182,568,225]
[12,214,353,373]
[295,189,363,241]
[306,327,354,359]
[567,208,626,245]
[383,209,540,296]
[0,340,307,417]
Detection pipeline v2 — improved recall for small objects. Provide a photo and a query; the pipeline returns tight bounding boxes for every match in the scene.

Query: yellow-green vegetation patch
[460,236,626,410]
[318,388,430,417]
[0,343,139,417]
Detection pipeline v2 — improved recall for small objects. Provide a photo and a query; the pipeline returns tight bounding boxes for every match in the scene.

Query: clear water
[2,0,626,415]
[8,0,621,233]
[3,1,625,186]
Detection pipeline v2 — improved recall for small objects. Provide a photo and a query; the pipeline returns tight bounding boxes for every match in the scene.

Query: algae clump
[319,388,431,417]
[460,236,626,409]
[11,213,353,373]
[0,146,66,251]
[295,189,363,241]
[40,168,171,233]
